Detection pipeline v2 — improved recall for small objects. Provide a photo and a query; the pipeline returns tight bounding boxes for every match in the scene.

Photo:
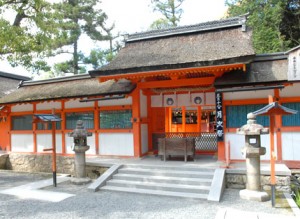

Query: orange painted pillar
[147,94,153,152]
[182,106,186,133]
[270,115,276,185]
[218,141,225,161]
[61,101,66,154]
[197,106,201,132]
[275,115,282,161]
[94,101,99,155]
[33,103,37,153]
[7,107,12,152]
[132,88,141,157]
[274,89,282,161]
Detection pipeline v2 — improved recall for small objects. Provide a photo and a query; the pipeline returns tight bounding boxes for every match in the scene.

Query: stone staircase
[96,164,223,200]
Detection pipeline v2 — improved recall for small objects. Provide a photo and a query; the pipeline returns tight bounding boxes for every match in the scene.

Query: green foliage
[291,175,300,207]
[150,0,185,29]
[225,0,300,53]
[0,0,115,76]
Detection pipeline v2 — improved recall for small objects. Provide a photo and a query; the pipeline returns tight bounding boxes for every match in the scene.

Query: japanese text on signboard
[216,92,224,141]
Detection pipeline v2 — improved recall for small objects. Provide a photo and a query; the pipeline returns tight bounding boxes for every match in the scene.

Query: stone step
[113,173,212,186]
[101,185,209,200]
[122,164,216,172]
[119,167,214,179]
[106,179,211,193]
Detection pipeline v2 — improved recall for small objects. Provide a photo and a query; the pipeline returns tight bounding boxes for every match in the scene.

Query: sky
[1,0,227,77]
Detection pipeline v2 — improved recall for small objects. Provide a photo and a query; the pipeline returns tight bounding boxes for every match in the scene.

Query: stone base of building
[240,189,270,202]
[71,177,91,185]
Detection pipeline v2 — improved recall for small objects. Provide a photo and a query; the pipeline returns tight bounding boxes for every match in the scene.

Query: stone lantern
[236,113,270,201]
[68,120,92,184]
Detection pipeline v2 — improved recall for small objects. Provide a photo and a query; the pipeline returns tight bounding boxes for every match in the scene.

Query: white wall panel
[225,133,274,160]
[282,132,300,160]
[99,133,134,156]
[224,90,274,101]
[37,133,62,153]
[178,94,191,106]
[280,83,300,97]
[98,96,132,106]
[205,92,216,105]
[141,124,148,154]
[11,134,34,152]
[65,99,94,109]
[36,101,62,111]
[11,104,33,112]
[151,93,215,107]
[140,91,147,117]
[151,95,163,107]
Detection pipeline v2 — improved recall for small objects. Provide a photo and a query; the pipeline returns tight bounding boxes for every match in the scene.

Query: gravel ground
[0,171,295,219]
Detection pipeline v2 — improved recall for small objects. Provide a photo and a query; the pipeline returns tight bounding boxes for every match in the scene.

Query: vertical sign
[288,48,300,81]
[215,92,224,141]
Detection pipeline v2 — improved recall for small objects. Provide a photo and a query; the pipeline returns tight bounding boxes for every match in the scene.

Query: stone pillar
[68,120,92,185]
[237,113,270,202]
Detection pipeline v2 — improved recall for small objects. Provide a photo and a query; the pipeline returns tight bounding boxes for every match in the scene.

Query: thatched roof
[0,71,30,98]
[90,15,255,77]
[214,53,288,87]
[0,74,136,105]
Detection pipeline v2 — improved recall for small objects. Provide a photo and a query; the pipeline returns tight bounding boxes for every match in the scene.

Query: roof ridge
[126,15,247,42]
[21,73,91,87]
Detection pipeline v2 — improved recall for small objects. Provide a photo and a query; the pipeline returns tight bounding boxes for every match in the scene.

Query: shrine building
[0,15,300,167]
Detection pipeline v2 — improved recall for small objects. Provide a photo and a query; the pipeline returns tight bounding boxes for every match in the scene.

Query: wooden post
[51,119,57,187]
[270,114,276,207]
[268,95,276,207]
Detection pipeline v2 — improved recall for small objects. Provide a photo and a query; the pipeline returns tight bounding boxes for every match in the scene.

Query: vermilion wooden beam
[98,63,246,82]
[138,77,215,89]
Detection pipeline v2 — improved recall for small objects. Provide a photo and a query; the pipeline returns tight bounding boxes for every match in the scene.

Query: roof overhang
[94,63,247,83]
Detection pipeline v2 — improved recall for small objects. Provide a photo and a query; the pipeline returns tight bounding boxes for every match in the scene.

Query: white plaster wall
[65,135,96,155]
[99,133,134,156]
[280,83,300,97]
[151,92,214,107]
[37,133,62,153]
[282,132,300,160]
[98,96,132,106]
[36,101,62,111]
[224,90,274,101]
[225,133,275,160]
[141,124,148,154]
[178,93,191,106]
[205,92,216,105]
[11,134,34,152]
[140,91,147,117]
[11,104,33,112]
[151,95,163,107]
[65,99,94,109]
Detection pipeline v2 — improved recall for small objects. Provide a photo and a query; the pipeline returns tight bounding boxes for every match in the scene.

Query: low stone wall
[0,154,8,169]
[226,173,291,192]
[6,153,75,175]
[3,153,109,179]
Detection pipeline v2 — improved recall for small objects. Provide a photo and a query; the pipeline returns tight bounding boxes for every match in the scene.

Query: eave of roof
[214,56,288,88]
[0,71,31,81]
[0,77,136,105]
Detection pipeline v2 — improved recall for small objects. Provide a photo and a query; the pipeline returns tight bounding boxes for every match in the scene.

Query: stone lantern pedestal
[237,113,270,202]
[68,120,92,185]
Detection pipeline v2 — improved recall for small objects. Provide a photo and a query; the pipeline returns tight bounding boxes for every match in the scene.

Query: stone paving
[0,170,297,219]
